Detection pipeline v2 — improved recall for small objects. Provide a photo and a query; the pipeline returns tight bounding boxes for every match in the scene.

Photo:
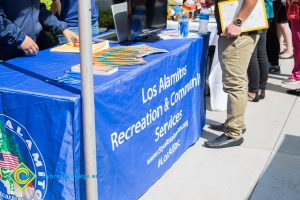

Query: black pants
[248,29,269,92]
[266,1,281,66]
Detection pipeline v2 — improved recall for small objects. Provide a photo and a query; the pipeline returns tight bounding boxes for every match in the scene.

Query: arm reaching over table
[0,3,40,56]
[39,2,78,40]
[0,0,79,60]
[41,2,79,45]
[0,4,25,47]
[63,29,79,46]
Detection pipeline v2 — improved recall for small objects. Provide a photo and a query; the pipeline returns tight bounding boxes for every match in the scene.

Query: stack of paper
[50,41,109,53]
[71,62,118,75]
[92,44,168,67]
[54,43,167,75]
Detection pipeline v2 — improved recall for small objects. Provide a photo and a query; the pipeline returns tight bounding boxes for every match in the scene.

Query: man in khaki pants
[204,0,260,148]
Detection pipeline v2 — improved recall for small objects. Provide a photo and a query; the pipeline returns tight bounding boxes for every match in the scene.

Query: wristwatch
[233,18,243,27]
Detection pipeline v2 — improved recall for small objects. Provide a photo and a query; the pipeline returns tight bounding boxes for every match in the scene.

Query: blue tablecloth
[0,35,209,200]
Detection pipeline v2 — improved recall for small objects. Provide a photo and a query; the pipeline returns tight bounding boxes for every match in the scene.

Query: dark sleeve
[0,4,25,47]
[39,3,68,35]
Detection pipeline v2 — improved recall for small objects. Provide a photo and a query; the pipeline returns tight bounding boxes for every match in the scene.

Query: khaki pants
[218,34,259,139]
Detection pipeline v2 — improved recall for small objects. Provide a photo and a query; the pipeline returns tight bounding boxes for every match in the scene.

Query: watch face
[235,19,242,26]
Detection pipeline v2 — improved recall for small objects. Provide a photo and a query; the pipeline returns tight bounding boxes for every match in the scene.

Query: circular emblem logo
[0,114,47,200]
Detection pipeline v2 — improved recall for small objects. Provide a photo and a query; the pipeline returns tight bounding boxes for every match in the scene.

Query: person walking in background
[277,0,294,59]
[204,0,259,148]
[0,0,78,60]
[50,0,99,44]
[247,0,274,102]
[267,0,282,73]
[284,0,300,84]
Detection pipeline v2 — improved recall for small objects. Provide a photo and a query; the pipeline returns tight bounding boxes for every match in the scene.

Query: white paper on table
[158,31,200,40]
[218,0,268,32]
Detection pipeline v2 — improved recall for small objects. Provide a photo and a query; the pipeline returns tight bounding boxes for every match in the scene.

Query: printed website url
[46,174,97,179]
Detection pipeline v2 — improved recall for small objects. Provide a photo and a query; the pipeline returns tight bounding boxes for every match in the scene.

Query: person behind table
[204,0,259,148]
[0,0,79,61]
[50,0,99,44]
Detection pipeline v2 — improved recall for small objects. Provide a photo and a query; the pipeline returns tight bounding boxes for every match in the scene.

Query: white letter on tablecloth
[5,120,13,130]
[142,88,148,104]
[111,132,118,151]
[38,180,46,190]
[32,153,43,167]
[16,126,23,136]
[26,140,32,150]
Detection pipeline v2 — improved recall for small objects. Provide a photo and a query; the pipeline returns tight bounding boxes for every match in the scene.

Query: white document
[218,0,268,32]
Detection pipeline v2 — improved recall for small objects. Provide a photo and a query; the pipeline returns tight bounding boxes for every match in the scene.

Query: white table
[167,20,227,111]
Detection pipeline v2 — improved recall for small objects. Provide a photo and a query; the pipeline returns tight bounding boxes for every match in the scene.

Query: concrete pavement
[140,58,300,200]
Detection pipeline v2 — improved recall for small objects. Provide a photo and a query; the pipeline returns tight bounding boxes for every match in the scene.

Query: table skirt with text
[0,35,209,200]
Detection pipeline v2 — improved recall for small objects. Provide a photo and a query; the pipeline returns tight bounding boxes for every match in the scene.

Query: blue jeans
[58,21,99,44]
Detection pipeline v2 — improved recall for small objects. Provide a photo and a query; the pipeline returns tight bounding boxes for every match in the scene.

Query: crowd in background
[205,0,300,148]
[248,0,300,99]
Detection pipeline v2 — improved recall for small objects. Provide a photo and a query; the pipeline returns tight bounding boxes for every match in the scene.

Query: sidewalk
[140,58,300,200]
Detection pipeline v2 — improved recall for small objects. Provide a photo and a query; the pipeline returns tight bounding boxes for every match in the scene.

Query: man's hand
[221,23,242,38]
[63,29,79,46]
[220,0,256,38]
[50,0,62,15]
[19,36,39,56]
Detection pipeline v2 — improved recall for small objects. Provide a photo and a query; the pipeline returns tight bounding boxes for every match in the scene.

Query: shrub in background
[98,10,114,29]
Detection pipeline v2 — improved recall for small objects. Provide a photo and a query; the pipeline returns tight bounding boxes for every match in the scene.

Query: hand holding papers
[218,0,268,33]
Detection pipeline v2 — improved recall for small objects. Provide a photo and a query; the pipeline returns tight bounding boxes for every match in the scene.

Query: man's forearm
[0,6,25,46]
[236,0,258,21]
[39,3,67,34]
